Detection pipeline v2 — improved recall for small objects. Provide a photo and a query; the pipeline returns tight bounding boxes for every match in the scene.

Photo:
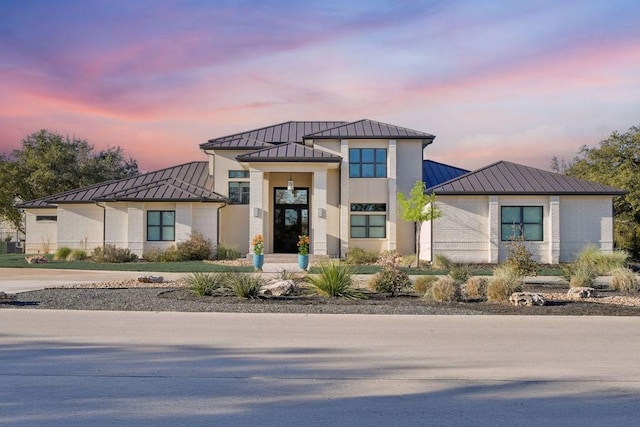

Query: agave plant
[306,262,364,300]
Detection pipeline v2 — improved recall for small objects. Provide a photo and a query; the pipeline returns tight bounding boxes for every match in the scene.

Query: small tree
[397,181,442,268]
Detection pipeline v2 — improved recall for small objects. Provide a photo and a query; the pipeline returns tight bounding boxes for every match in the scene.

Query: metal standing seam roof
[427,161,628,195]
[200,121,348,150]
[236,143,342,163]
[19,162,227,207]
[422,160,470,188]
[306,119,436,139]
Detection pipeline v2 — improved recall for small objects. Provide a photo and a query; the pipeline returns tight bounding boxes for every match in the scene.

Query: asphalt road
[1,311,639,426]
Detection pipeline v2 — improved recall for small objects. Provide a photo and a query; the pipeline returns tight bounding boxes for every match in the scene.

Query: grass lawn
[0,254,254,272]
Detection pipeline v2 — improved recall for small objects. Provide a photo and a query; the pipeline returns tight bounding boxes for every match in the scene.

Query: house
[19,119,625,263]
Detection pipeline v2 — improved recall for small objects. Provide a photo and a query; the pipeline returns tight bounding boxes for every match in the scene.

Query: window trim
[228,181,250,204]
[147,210,176,242]
[349,148,387,178]
[500,206,543,242]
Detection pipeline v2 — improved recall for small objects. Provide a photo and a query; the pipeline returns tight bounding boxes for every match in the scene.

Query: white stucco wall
[57,204,103,252]
[24,209,58,254]
[559,196,615,262]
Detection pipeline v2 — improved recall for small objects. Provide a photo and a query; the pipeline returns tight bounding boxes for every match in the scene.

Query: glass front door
[274,188,309,253]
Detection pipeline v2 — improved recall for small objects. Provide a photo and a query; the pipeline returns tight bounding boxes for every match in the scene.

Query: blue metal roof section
[422,160,469,188]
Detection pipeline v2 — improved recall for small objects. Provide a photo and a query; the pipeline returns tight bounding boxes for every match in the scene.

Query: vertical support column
[340,140,349,257]
[127,203,145,257]
[249,169,264,252]
[313,170,328,255]
[549,195,560,263]
[387,139,397,251]
[488,196,499,263]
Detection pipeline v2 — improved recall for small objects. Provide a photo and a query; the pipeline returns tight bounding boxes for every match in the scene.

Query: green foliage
[564,262,597,288]
[345,247,379,265]
[222,272,263,299]
[1,130,138,231]
[504,236,537,277]
[90,245,138,263]
[54,246,72,261]
[176,232,214,261]
[487,274,523,302]
[397,181,442,268]
[555,124,640,223]
[306,262,364,299]
[610,267,639,292]
[575,245,628,275]
[185,272,225,296]
[413,275,438,296]
[216,244,241,260]
[448,263,473,283]
[67,249,87,261]
[370,266,412,296]
[426,277,460,302]
[432,254,451,270]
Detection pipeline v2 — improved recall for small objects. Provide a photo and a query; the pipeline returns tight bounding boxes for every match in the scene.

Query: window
[147,211,175,241]
[350,203,386,238]
[36,215,57,222]
[501,206,543,241]
[229,170,249,178]
[229,182,250,204]
[349,148,387,178]
[228,170,250,204]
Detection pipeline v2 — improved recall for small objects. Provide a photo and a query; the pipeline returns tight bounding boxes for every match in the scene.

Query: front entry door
[274,188,309,253]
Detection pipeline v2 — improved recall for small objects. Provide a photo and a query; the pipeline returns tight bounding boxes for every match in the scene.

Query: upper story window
[147,211,175,241]
[349,148,387,178]
[501,206,543,241]
[228,170,250,204]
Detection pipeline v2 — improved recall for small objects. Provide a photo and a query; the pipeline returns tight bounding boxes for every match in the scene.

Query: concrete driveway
[1,311,639,426]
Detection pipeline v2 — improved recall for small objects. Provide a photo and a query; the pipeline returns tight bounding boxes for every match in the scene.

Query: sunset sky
[1,0,639,172]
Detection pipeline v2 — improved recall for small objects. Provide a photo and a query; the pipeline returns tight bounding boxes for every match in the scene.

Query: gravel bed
[2,280,640,315]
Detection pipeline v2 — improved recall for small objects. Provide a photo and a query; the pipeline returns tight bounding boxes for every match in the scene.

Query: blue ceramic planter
[253,254,264,270]
[298,254,309,270]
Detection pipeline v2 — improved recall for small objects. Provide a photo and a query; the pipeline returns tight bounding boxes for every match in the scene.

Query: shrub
[563,261,597,288]
[487,275,523,302]
[144,246,182,262]
[176,232,214,261]
[576,245,628,275]
[54,247,72,261]
[448,263,473,283]
[222,272,263,299]
[432,254,451,270]
[427,277,460,302]
[66,249,87,261]
[185,272,225,296]
[462,277,488,301]
[369,266,412,296]
[413,276,438,296]
[610,267,639,292]
[504,237,537,277]
[90,245,138,263]
[217,244,241,260]
[306,262,364,299]
[345,247,379,265]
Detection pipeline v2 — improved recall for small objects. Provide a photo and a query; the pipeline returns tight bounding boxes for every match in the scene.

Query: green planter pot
[253,254,264,271]
[298,254,309,270]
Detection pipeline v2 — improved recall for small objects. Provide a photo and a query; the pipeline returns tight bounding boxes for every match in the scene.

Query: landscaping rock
[510,292,546,306]
[25,255,48,264]
[0,291,16,303]
[260,279,295,296]
[567,287,595,298]
[137,275,164,283]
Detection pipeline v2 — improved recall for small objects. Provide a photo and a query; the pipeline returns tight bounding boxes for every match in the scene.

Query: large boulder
[0,291,16,303]
[510,292,546,306]
[25,255,48,264]
[567,287,595,298]
[137,275,164,283]
[260,279,295,296]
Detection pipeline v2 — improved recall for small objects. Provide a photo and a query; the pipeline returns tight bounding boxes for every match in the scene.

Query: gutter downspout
[216,201,228,254]
[95,202,106,250]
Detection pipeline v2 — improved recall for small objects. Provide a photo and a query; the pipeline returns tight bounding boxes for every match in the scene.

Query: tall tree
[0,129,138,231]
[397,180,442,267]
[554,125,640,224]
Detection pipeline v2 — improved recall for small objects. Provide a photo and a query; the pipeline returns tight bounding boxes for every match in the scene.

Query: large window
[501,206,543,241]
[349,148,387,178]
[228,170,250,204]
[147,211,175,241]
[350,203,386,238]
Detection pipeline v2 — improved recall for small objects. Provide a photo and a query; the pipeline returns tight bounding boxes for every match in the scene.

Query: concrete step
[246,254,330,263]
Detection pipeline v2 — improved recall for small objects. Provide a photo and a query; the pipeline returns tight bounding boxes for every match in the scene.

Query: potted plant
[252,233,264,270]
[297,234,310,270]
